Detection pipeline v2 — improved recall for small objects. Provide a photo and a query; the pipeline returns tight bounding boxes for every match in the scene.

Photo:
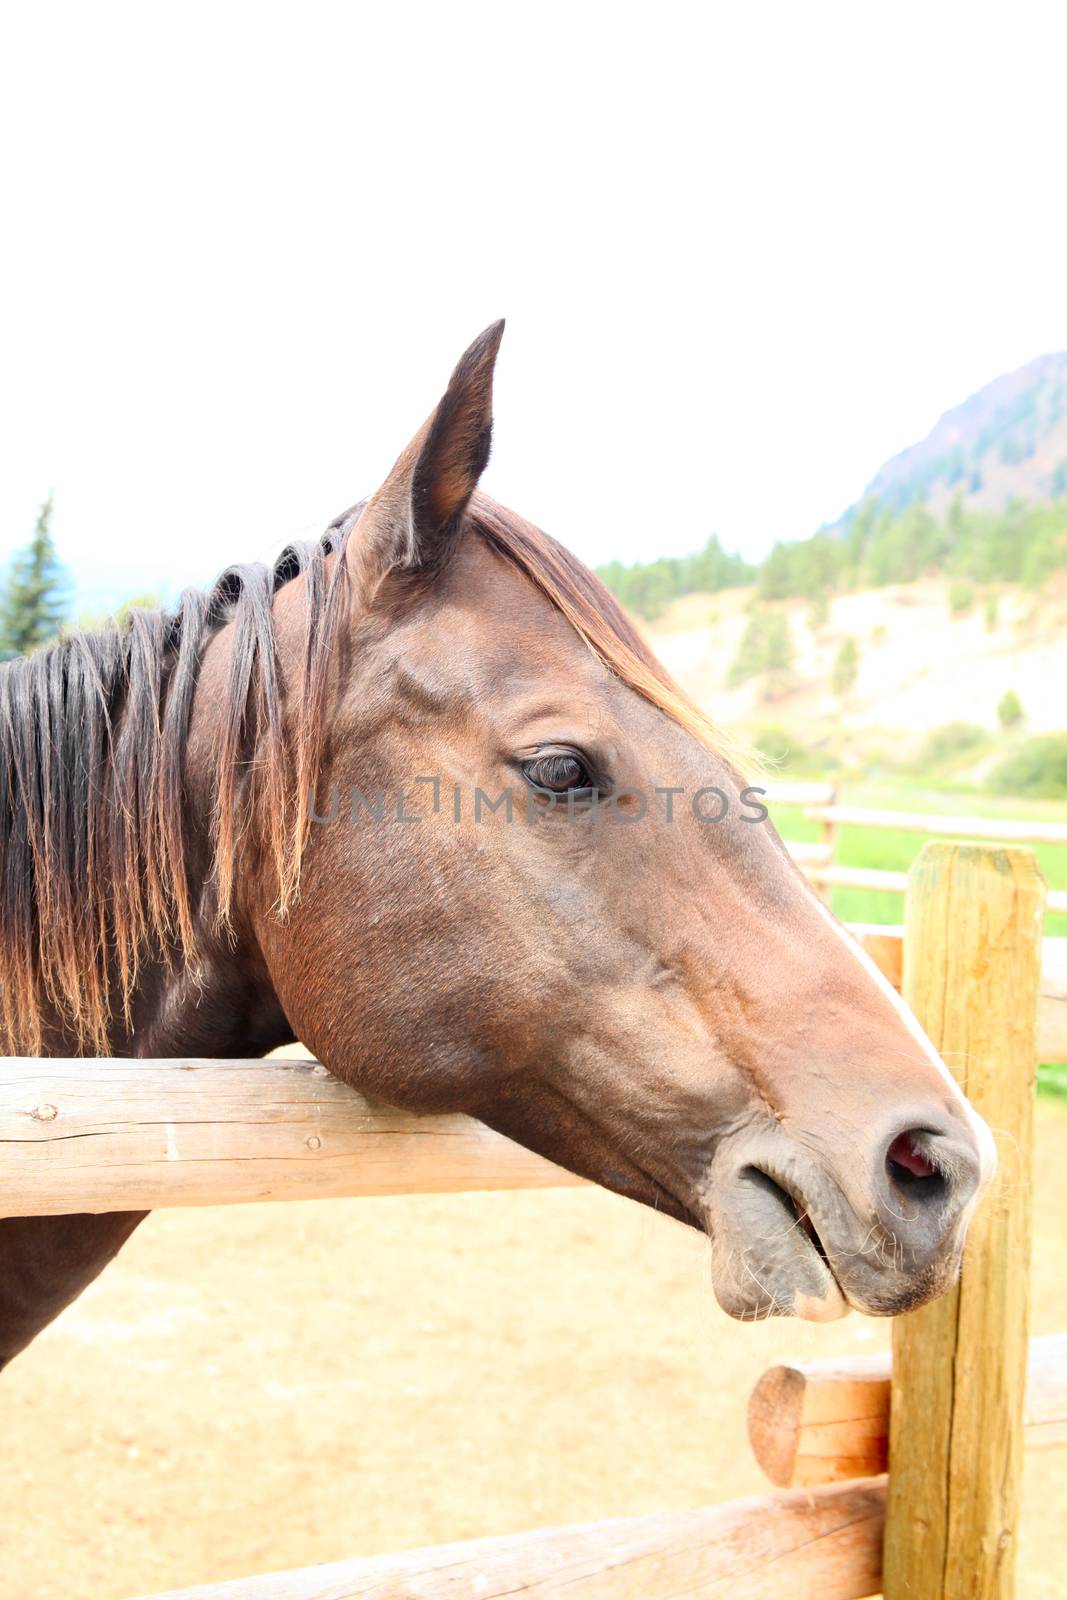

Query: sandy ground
[3,1100,1066,1600]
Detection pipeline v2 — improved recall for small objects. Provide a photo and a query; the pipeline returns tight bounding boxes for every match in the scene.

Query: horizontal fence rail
[127,1479,887,1600]
[769,794,1067,917]
[793,857,911,896]
[0,1058,582,1217]
[2,923,1065,1220]
[787,846,1067,916]
[804,804,1067,847]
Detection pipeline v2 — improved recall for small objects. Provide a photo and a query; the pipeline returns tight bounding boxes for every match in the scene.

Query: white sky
[3,2,1067,609]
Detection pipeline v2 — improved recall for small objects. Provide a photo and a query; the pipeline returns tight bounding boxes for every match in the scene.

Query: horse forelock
[467,495,752,770]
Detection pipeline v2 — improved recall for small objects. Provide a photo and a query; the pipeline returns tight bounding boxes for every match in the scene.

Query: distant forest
[596,496,1067,618]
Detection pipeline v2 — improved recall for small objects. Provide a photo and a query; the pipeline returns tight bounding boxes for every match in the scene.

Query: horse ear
[356,320,505,579]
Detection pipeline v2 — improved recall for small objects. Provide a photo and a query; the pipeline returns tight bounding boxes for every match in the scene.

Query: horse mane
[0,496,739,1055]
[0,520,353,1055]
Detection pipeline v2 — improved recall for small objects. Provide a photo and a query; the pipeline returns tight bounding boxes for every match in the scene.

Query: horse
[0,322,994,1370]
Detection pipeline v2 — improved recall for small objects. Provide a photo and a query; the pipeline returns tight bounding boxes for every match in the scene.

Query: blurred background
[2,3,1065,1596]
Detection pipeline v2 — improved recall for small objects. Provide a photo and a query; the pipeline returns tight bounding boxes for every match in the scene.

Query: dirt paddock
[4,1100,1067,1600]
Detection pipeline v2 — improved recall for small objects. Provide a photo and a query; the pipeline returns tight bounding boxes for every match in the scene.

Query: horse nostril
[887,1131,938,1179]
[885,1130,945,1197]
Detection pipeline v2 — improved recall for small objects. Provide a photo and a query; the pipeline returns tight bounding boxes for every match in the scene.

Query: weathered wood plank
[812,864,1067,914]
[847,923,905,988]
[883,843,1045,1600]
[124,1478,886,1600]
[784,838,834,867]
[0,1058,584,1217]
[747,1333,1067,1487]
[804,863,910,894]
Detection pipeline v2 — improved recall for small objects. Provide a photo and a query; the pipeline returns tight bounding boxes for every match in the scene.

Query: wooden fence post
[883,842,1045,1600]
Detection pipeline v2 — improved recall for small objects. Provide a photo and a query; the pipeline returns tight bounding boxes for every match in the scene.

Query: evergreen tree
[0,496,69,659]
[727,610,772,687]
[831,636,859,696]
[808,589,831,630]
[762,612,794,698]
[997,689,1024,729]
[595,490,1067,618]
[727,608,794,697]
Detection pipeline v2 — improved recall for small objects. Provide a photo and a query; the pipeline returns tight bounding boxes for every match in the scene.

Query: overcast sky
[3,2,1066,609]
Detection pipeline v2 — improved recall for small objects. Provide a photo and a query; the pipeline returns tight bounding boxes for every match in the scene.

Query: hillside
[643,573,1067,769]
[854,350,1067,521]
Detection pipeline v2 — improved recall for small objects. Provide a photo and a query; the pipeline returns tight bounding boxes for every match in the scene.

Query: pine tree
[831,636,859,696]
[997,689,1024,729]
[0,496,69,659]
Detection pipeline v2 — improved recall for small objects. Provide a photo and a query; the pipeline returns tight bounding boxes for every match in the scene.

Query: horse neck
[107,933,295,1061]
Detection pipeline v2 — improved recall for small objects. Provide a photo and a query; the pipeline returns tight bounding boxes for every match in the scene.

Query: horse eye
[521,752,594,793]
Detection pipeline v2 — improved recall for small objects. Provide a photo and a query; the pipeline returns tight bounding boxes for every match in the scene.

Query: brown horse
[0,323,993,1370]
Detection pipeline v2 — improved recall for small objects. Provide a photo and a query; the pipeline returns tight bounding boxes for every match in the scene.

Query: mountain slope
[644,573,1067,750]
[857,350,1067,519]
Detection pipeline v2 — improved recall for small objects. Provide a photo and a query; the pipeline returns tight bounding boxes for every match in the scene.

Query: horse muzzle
[698,1112,990,1322]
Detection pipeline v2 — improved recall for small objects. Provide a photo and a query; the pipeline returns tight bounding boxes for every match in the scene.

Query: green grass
[1039,1063,1067,1097]
[767,778,1067,1095]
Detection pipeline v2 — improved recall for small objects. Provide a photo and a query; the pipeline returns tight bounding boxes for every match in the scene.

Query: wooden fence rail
[130,1480,888,1600]
[804,803,1067,847]
[766,786,1067,917]
[0,1057,582,1218]
[792,851,1067,917]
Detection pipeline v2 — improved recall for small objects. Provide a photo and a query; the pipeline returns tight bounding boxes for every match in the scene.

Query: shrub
[984,592,999,631]
[752,726,838,775]
[753,727,798,769]
[949,579,975,616]
[988,733,1067,799]
[831,636,859,696]
[916,722,988,770]
[997,689,1024,729]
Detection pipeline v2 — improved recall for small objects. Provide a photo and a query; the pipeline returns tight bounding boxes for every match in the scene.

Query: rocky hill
[854,350,1067,521]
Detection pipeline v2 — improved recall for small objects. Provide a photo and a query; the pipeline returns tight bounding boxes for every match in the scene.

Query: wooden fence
[1,841,1064,1598]
[768,780,1067,916]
